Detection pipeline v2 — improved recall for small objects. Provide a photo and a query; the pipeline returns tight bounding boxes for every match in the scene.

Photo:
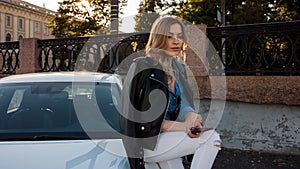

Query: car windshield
[0,82,121,140]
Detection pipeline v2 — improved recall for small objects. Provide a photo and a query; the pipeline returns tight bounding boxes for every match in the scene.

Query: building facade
[0,0,55,42]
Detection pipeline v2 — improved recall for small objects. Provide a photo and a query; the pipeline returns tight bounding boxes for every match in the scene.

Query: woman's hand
[184,112,203,138]
[186,121,202,138]
[184,112,203,128]
[195,114,203,126]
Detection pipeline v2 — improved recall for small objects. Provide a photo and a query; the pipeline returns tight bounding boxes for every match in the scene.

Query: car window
[0,82,121,140]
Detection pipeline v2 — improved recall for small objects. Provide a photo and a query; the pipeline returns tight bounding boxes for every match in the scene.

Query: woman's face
[165,23,183,56]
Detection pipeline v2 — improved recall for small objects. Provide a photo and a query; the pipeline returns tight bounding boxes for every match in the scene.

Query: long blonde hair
[145,16,187,85]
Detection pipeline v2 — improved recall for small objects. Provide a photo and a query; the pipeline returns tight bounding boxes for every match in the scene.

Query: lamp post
[221,0,226,74]
[221,0,225,26]
[110,0,119,33]
[109,0,119,71]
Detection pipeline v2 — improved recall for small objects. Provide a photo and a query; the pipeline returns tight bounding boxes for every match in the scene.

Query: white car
[0,72,130,169]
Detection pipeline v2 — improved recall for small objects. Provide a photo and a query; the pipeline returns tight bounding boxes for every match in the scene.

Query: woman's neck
[166,56,174,64]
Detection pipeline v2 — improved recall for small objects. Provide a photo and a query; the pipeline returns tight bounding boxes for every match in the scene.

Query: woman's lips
[170,47,180,51]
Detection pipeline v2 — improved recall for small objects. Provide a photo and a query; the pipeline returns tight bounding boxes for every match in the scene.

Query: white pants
[144,130,221,169]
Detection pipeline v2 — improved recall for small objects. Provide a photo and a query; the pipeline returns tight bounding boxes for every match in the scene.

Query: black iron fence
[0,41,19,74]
[38,33,149,73]
[0,21,299,75]
[207,21,300,75]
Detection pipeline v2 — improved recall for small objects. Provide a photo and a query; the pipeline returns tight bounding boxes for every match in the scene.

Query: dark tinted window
[0,82,121,139]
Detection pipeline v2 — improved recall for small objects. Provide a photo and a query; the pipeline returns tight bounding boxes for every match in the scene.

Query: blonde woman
[121,15,221,169]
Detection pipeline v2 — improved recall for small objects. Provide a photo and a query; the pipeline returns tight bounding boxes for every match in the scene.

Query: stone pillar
[17,38,39,74]
[185,24,208,77]
[13,15,18,41]
[0,13,5,41]
[184,24,209,100]
[25,18,30,38]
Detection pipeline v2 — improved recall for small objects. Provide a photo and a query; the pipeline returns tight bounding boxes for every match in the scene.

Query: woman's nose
[173,37,179,44]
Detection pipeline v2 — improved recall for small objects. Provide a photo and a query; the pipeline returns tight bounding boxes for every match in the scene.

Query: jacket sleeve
[120,61,146,169]
[120,57,169,169]
[178,92,195,121]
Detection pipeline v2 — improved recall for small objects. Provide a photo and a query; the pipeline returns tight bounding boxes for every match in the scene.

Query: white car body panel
[0,72,160,169]
[0,139,129,169]
[0,72,130,169]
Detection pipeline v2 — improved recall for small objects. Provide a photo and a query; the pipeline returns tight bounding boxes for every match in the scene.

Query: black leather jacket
[119,56,194,169]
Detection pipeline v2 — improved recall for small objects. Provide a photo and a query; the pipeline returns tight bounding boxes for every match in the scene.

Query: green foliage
[222,0,300,24]
[227,0,270,25]
[135,0,300,26]
[167,0,219,26]
[49,0,127,38]
[52,0,299,37]
[268,0,300,22]
[134,0,165,32]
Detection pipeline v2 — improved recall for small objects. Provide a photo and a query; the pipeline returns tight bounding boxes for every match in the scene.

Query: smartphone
[190,127,213,135]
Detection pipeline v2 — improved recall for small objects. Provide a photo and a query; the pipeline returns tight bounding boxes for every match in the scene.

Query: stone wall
[196,76,300,106]
[200,99,300,155]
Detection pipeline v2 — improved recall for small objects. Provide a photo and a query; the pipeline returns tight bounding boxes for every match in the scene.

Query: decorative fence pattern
[207,21,300,75]
[1,21,300,75]
[38,33,149,73]
[0,41,19,74]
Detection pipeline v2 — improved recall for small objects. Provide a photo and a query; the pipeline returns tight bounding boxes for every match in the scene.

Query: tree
[226,0,270,25]
[164,0,299,26]
[134,0,220,29]
[134,0,165,32]
[167,0,219,26]
[49,0,127,38]
[226,0,300,24]
[268,0,300,22]
[134,0,300,30]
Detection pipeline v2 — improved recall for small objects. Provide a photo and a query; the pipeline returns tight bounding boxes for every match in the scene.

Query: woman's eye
[167,36,172,39]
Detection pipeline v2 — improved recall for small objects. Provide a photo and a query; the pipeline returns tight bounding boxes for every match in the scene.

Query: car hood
[0,139,129,169]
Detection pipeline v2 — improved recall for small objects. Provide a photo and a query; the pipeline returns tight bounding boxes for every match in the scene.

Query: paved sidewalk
[212,148,300,169]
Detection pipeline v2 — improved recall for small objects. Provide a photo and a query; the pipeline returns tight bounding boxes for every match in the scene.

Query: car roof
[0,72,122,87]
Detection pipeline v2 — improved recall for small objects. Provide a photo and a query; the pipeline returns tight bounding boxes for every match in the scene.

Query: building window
[35,22,39,32]
[6,16,11,27]
[19,19,23,29]
[18,35,23,40]
[6,33,11,41]
[43,24,48,35]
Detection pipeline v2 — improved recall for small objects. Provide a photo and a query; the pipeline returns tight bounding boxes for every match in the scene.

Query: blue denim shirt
[165,80,195,121]
[165,81,181,120]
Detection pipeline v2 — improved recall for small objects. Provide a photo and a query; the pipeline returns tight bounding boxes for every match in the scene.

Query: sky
[23,0,140,33]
